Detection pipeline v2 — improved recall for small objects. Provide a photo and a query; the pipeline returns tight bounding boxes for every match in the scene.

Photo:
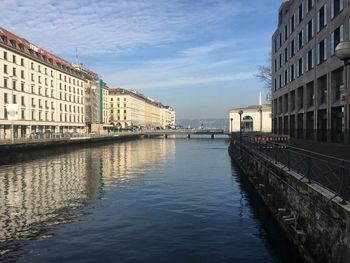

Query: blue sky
[0,0,282,119]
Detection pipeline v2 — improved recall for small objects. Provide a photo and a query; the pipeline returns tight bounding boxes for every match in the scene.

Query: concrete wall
[229,140,350,263]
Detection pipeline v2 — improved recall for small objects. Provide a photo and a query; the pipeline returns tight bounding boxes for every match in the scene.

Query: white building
[0,27,90,138]
[228,104,272,133]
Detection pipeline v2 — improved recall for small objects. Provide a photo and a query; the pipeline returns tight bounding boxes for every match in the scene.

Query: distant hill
[176,119,229,129]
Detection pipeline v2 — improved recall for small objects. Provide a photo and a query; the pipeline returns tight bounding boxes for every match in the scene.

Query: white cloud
[116,71,256,90]
[0,0,246,56]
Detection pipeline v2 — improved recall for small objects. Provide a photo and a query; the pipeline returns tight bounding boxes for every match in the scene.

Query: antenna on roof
[259,91,262,106]
[75,47,79,65]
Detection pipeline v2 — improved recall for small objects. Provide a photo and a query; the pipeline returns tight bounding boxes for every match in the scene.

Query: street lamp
[230,118,233,133]
[238,110,243,155]
[335,42,350,144]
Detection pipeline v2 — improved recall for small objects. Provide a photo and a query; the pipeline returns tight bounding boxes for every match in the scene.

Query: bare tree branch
[255,52,272,101]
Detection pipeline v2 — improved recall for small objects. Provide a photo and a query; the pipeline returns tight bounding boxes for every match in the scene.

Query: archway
[242,116,253,131]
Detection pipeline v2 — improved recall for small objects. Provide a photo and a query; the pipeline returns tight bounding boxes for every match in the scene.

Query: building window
[279,75,282,89]
[13,80,16,90]
[4,78,7,88]
[290,64,295,81]
[21,96,25,106]
[21,70,24,79]
[331,0,343,19]
[306,49,314,71]
[21,58,24,66]
[4,93,8,104]
[3,64,7,74]
[290,15,295,33]
[297,58,304,77]
[306,19,314,42]
[13,94,16,104]
[284,24,288,41]
[298,30,303,50]
[331,25,344,56]
[12,67,16,77]
[307,0,314,12]
[318,5,327,32]
[279,33,282,47]
[3,51,7,60]
[21,82,24,91]
[298,3,304,24]
[284,70,288,86]
[290,39,295,57]
[12,55,16,63]
[318,38,327,64]
[284,47,288,63]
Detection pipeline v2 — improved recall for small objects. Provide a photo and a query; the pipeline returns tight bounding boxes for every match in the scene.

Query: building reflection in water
[0,139,175,243]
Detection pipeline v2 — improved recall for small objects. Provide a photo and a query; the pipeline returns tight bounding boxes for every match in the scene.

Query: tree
[255,52,272,101]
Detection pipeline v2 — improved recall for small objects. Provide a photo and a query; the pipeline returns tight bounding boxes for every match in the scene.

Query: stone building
[228,104,272,133]
[108,88,175,129]
[272,0,350,143]
[0,27,90,138]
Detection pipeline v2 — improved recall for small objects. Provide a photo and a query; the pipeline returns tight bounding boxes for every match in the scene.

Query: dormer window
[35,52,41,59]
[48,58,53,64]
[1,35,7,44]
[18,44,24,51]
[29,49,34,56]
[43,55,47,62]
[10,40,16,48]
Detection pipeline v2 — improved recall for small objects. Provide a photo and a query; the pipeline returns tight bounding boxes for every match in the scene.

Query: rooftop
[0,27,97,79]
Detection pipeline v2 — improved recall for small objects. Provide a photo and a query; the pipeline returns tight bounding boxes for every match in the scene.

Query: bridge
[144,129,230,139]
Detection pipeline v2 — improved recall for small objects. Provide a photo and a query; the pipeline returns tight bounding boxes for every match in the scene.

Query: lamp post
[335,42,350,144]
[238,110,243,155]
[230,118,233,133]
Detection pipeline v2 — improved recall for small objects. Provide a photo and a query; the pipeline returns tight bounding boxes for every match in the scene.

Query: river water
[0,138,302,262]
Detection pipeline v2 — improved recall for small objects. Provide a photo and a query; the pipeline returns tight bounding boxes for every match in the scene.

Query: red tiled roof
[0,26,97,78]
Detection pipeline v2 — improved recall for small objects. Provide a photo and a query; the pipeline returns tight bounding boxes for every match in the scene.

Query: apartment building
[0,27,88,138]
[109,88,174,129]
[272,0,350,143]
[160,106,176,129]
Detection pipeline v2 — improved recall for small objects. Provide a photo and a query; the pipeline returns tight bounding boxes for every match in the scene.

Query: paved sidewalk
[289,138,350,161]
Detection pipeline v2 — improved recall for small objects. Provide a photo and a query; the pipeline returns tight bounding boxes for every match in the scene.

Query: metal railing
[0,131,143,145]
[231,133,350,203]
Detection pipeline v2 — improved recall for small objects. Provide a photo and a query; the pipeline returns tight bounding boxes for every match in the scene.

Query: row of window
[3,92,84,113]
[274,24,344,74]
[274,0,344,53]
[0,37,84,77]
[2,51,85,86]
[3,107,84,123]
[2,77,84,103]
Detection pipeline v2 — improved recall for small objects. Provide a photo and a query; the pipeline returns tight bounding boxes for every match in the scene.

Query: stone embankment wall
[229,141,350,263]
[0,133,143,153]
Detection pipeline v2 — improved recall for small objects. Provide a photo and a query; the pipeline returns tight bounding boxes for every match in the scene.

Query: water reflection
[0,139,175,245]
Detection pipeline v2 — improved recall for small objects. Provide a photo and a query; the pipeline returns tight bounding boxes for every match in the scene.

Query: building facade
[272,0,350,143]
[108,88,174,129]
[229,104,272,133]
[160,106,176,129]
[0,27,87,138]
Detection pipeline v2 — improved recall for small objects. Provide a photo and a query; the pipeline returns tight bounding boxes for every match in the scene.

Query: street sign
[5,104,19,121]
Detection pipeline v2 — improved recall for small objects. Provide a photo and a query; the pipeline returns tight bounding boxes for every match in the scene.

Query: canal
[0,138,303,262]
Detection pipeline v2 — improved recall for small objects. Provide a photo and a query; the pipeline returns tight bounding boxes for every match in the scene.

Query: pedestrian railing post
[274,143,278,164]
[341,160,347,204]
[307,151,312,183]
[287,148,291,171]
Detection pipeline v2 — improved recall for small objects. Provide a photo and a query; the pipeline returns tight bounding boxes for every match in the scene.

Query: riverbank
[0,133,144,153]
[228,136,350,263]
